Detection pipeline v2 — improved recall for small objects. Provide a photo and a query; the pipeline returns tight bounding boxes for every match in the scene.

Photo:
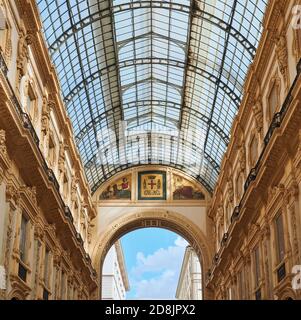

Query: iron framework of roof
[37,0,267,194]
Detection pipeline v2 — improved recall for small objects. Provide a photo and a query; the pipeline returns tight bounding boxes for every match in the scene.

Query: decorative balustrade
[0,51,96,278]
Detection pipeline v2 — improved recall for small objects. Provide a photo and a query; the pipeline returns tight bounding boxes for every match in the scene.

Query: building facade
[101,241,129,300]
[0,0,300,300]
[176,246,202,300]
[206,0,301,301]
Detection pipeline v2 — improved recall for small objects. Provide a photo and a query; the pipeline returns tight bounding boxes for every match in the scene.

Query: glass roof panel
[37,0,267,193]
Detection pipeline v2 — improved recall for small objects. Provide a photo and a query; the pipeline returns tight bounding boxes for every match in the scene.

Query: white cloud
[128,236,189,299]
[174,236,189,248]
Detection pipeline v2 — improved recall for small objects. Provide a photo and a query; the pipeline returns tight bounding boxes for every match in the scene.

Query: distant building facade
[176,246,202,300]
[102,241,129,300]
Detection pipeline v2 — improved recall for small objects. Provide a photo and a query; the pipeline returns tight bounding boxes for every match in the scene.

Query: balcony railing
[0,51,96,279]
[210,58,301,276]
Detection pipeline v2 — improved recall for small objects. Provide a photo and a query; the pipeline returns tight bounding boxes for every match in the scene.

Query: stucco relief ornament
[227,179,234,204]
[0,129,7,155]
[87,222,94,244]
[58,141,66,173]
[71,175,79,202]
[16,26,29,84]
[41,97,50,136]
[5,184,18,204]
[275,31,289,86]
[252,99,263,133]
[34,224,45,242]
[238,143,246,173]
[217,205,224,224]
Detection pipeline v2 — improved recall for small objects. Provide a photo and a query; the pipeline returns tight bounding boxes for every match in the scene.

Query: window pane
[19,215,28,262]
[254,246,260,287]
[275,214,285,263]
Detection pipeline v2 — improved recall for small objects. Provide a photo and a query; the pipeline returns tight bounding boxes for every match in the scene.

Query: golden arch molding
[91,210,214,300]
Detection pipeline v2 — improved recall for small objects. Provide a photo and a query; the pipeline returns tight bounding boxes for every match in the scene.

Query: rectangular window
[238,270,244,300]
[27,85,36,120]
[254,246,261,288]
[250,136,258,167]
[275,214,285,263]
[63,175,68,199]
[19,215,28,262]
[48,136,55,166]
[61,271,66,300]
[268,83,279,121]
[44,248,50,288]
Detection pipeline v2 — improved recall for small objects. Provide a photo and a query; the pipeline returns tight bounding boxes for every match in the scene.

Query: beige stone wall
[207,0,301,300]
[0,0,97,300]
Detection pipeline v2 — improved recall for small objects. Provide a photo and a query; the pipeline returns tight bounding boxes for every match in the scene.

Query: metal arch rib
[63,58,241,108]
[74,100,230,146]
[48,1,257,59]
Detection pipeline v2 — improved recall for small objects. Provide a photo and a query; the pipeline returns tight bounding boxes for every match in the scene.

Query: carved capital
[6,184,19,205]
[34,224,45,242]
[53,252,61,268]
[21,185,37,206]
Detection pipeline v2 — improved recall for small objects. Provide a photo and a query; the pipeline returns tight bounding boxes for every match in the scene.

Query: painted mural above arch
[96,166,209,203]
[99,174,132,200]
[173,174,205,201]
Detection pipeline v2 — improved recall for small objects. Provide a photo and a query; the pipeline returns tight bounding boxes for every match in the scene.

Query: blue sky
[120,228,188,300]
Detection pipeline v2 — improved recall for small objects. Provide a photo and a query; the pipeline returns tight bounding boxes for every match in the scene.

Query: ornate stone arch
[91,209,214,300]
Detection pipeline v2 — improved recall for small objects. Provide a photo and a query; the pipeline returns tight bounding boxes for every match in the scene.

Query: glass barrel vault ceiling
[37,0,267,194]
